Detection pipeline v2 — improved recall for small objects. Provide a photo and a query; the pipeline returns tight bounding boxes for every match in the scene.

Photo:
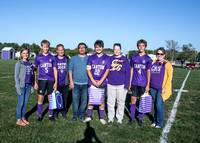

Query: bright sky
[0,0,199,54]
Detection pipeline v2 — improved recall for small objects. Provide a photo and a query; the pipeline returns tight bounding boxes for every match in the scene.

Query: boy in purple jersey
[34,40,58,122]
[129,39,152,126]
[84,40,110,125]
[54,44,70,118]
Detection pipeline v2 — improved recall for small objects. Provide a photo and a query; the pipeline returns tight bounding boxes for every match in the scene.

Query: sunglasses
[156,53,164,56]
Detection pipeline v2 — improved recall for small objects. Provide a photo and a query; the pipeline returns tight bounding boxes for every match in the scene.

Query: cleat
[83,117,92,123]
[100,119,107,125]
[16,120,26,126]
[128,119,135,125]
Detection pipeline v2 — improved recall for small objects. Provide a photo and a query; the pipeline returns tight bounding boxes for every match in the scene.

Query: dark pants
[54,85,69,116]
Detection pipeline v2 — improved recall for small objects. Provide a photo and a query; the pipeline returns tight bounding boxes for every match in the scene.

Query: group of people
[14,39,173,128]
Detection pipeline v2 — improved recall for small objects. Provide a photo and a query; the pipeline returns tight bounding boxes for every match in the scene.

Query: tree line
[0,40,199,62]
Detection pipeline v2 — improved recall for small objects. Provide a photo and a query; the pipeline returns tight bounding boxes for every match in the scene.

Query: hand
[96,80,102,87]
[129,85,131,90]
[18,92,22,95]
[31,87,34,93]
[91,80,98,87]
[70,82,74,89]
[145,86,150,92]
[53,83,57,90]
[162,89,166,94]
[34,83,38,90]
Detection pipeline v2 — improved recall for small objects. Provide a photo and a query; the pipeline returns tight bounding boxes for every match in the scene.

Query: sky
[0,0,200,54]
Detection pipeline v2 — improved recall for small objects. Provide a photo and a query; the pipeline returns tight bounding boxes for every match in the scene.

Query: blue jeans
[17,84,31,120]
[150,88,164,127]
[72,84,88,118]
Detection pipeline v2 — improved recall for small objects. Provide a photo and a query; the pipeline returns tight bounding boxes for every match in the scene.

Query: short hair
[41,40,50,47]
[20,48,30,59]
[56,44,64,50]
[94,40,104,48]
[113,43,121,50]
[157,47,165,54]
[137,39,147,48]
[77,42,87,49]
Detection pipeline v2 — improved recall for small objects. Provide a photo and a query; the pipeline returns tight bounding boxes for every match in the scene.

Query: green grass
[0,59,200,143]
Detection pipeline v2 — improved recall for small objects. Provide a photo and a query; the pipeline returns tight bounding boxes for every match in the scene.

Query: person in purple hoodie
[15,48,35,126]
[107,43,130,124]
[34,40,58,122]
[84,40,111,125]
[129,39,152,126]
[54,44,70,118]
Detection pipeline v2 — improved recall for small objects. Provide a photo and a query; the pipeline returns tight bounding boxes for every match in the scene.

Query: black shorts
[88,85,107,97]
[38,80,54,95]
[131,85,145,97]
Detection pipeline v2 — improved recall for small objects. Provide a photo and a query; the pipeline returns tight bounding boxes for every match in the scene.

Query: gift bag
[88,86,104,105]
[49,90,57,110]
[55,91,64,109]
[139,92,152,114]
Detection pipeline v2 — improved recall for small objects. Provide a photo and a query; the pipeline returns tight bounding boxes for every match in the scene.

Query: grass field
[0,59,200,143]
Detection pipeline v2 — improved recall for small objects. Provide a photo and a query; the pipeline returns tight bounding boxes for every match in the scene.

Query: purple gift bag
[88,86,104,105]
[139,92,152,114]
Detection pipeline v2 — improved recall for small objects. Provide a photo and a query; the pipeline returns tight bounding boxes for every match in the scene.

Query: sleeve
[124,58,131,89]
[14,62,22,94]
[52,56,57,67]
[34,56,39,67]
[69,56,74,73]
[87,56,92,70]
[130,56,134,68]
[147,57,152,69]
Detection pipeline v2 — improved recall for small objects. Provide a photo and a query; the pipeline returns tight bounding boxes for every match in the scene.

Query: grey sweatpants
[107,84,128,120]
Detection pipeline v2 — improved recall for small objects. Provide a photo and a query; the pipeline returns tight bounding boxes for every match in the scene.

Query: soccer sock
[139,113,143,121]
[88,108,93,117]
[99,109,104,119]
[130,104,136,120]
[37,104,43,117]
[49,109,54,117]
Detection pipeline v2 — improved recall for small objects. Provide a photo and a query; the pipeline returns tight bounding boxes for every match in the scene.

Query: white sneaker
[108,118,113,123]
[100,119,107,125]
[117,119,122,124]
[83,117,92,123]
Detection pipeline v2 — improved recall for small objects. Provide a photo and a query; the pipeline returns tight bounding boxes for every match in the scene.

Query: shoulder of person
[164,60,172,67]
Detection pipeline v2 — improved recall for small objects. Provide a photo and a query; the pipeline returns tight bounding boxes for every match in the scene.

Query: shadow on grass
[25,90,72,120]
[77,122,102,143]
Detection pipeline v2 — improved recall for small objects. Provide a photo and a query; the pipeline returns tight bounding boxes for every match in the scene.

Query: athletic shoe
[37,117,43,122]
[83,117,92,122]
[100,119,107,125]
[22,118,29,125]
[150,123,156,127]
[16,120,26,126]
[49,116,55,122]
[80,116,85,120]
[108,118,113,123]
[128,119,135,125]
[117,119,122,124]
[138,120,143,126]
[155,126,162,128]
[72,117,77,121]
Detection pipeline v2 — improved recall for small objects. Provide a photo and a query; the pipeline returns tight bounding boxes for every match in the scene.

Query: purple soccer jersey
[150,61,166,89]
[56,56,66,85]
[34,53,57,81]
[87,53,111,86]
[107,55,130,89]
[24,61,34,84]
[130,54,152,87]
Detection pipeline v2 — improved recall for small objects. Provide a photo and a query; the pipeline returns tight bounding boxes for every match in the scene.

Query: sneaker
[83,117,92,123]
[80,116,85,120]
[155,125,162,128]
[72,117,77,121]
[37,117,43,122]
[128,119,135,125]
[117,119,122,124]
[108,118,113,123]
[49,116,55,122]
[22,118,29,125]
[100,119,107,125]
[150,123,156,127]
[138,120,143,126]
[16,120,26,126]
